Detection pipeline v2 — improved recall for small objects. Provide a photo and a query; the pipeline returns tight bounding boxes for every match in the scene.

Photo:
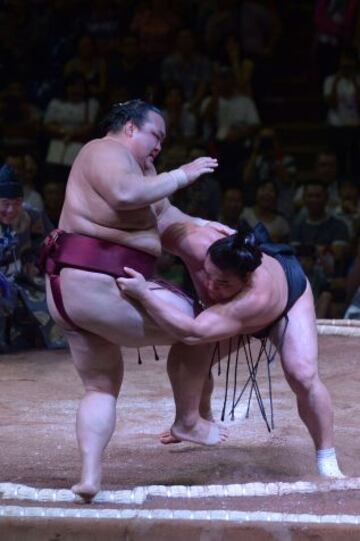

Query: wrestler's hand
[144,160,157,176]
[179,157,218,185]
[205,221,236,236]
[116,267,148,300]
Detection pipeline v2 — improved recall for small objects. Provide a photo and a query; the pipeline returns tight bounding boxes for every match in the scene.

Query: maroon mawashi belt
[40,229,157,329]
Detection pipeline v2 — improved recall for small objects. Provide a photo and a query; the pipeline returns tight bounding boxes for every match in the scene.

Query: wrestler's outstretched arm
[91,145,219,210]
[143,160,234,238]
[117,268,262,345]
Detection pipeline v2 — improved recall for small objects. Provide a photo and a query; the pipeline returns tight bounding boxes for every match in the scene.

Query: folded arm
[117,268,243,345]
[154,198,235,241]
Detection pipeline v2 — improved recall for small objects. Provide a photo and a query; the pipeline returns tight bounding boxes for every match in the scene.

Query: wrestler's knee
[83,378,121,398]
[170,342,214,371]
[78,367,123,398]
[283,359,318,395]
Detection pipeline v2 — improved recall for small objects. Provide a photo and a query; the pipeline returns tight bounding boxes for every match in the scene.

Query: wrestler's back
[59,138,162,256]
[242,254,289,330]
[162,223,223,303]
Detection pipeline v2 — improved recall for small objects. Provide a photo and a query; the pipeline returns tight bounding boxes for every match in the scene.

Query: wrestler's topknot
[207,220,262,280]
[98,99,164,135]
[232,220,257,249]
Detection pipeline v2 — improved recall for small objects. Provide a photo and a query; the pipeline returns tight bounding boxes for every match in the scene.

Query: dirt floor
[0,335,360,539]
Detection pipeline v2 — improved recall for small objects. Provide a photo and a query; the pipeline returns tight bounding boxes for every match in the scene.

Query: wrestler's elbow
[180,320,217,345]
[170,328,202,345]
[180,329,210,345]
[181,335,204,345]
[114,191,148,210]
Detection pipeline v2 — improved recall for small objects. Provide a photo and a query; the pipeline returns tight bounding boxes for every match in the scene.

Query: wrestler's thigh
[65,328,124,396]
[45,275,73,330]
[59,269,194,347]
[270,282,318,380]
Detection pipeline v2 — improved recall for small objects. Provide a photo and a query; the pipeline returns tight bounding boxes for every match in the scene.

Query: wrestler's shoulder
[80,137,131,161]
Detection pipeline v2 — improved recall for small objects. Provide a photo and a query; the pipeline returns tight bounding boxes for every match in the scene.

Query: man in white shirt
[323,47,360,176]
[201,67,260,186]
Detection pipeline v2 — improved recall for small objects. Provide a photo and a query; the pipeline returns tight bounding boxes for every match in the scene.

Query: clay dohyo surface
[0,335,359,539]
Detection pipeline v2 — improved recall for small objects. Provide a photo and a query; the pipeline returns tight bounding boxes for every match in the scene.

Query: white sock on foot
[316,448,345,478]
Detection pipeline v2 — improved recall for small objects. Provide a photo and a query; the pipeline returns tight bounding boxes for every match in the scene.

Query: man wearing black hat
[0,164,63,351]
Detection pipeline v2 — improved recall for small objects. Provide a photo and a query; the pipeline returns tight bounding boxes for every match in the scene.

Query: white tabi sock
[316,448,345,478]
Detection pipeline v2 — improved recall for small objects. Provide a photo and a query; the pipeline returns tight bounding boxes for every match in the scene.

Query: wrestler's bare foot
[160,429,181,444]
[170,418,228,446]
[199,405,214,422]
[159,391,214,445]
[71,481,100,502]
[71,466,101,502]
[160,408,216,445]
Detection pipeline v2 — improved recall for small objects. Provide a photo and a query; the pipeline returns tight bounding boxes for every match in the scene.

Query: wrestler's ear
[124,121,137,138]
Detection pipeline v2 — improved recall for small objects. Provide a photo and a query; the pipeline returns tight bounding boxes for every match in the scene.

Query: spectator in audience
[107,33,156,101]
[238,0,282,105]
[201,66,260,186]
[294,150,341,217]
[161,28,212,110]
[204,0,243,57]
[240,180,290,242]
[313,0,358,85]
[183,146,222,220]
[344,239,360,317]
[314,149,342,205]
[5,154,44,211]
[166,145,222,221]
[83,0,121,55]
[218,186,245,228]
[242,127,297,216]
[64,34,107,99]
[0,1,32,78]
[161,85,197,145]
[344,286,360,319]
[0,79,41,151]
[0,164,64,352]
[323,47,360,177]
[333,180,360,240]
[296,244,333,319]
[220,34,254,97]
[130,0,182,70]
[43,72,100,166]
[292,180,350,280]
[239,0,282,59]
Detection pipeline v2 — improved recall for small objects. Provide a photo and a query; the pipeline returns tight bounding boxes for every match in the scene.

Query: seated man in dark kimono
[0,164,65,351]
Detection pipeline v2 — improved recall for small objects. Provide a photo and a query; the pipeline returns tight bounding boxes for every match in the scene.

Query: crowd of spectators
[1,0,360,351]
